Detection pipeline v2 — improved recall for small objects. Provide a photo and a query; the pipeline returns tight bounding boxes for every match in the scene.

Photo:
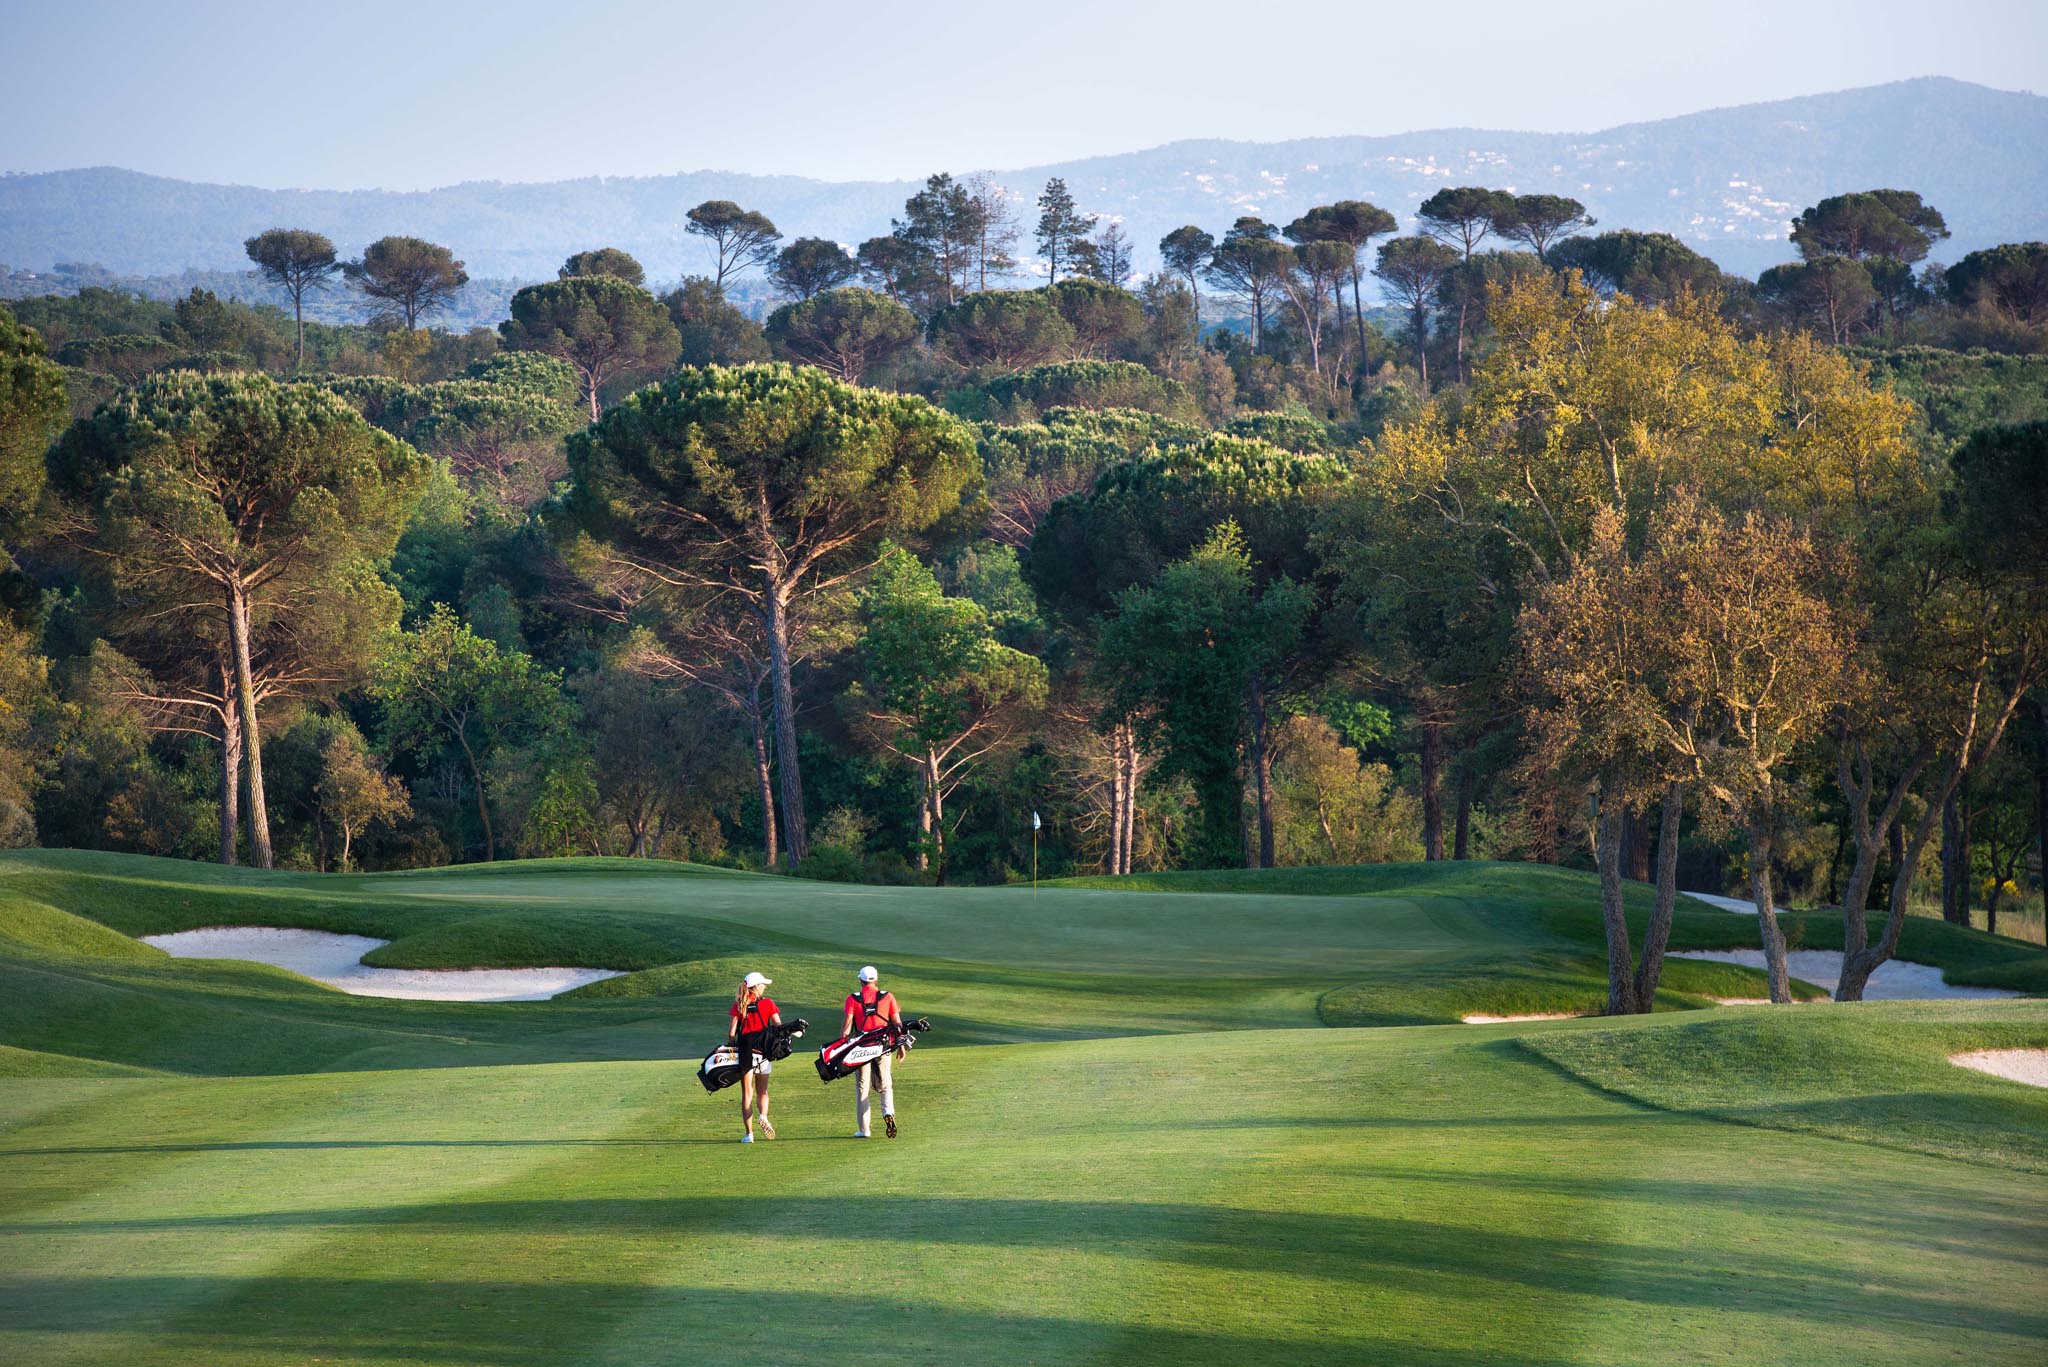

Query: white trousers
[854,1053,894,1134]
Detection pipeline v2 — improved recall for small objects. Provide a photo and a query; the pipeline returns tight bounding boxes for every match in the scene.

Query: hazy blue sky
[7,0,2044,189]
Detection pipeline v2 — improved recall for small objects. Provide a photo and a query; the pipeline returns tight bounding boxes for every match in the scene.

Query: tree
[895,174,982,307]
[1791,190,1948,264]
[1036,178,1097,284]
[1205,218,1291,353]
[0,305,66,532]
[1091,223,1135,287]
[1099,523,1312,868]
[848,549,1046,871]
[1758,256,1878,344]
[769,238,860,301]
[1496,195,1594,264]
[662,279,771,366]
[559,247,646,287]
[1046,278,1146,358]
[344,236,468,330]
[927,290,1075,371]
[963,173,1022,291]
[856,235,941,312]
[684,201,782,287]
[1434,250,1547,383]
[1373,236,1457,386]
[1548,231,1731,305]
[1275,239,1354,392]
[1271,715,1421,866]
[50,373,428,867]
[1419,187,1517,378]
[245,229,341,368]
[1520,496,1845,1009]
[373,605,569,862]
[1159,226,1216,324]
[317,726,410,870]
[499,276,681,421]
[566,364,982,864]
[764,287,920,384]
[1287,201,1397,360]
[574,664,745,859]
[1944,242,2048,327]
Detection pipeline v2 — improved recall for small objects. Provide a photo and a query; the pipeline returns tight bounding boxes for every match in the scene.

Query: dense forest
[1,172,2043,994]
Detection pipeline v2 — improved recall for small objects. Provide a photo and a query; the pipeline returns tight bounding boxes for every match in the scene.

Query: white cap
[858,965,878,982]
[743,971,772,989]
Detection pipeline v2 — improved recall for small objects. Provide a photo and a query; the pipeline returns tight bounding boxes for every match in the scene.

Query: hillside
[3,77,2042,295]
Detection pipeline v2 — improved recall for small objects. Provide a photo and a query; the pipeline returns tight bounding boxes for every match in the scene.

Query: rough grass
[1524,1000,2048,1172]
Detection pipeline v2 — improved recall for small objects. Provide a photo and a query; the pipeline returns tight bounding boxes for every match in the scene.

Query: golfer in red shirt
[841,965,903,1139]
[729,971,781,1143]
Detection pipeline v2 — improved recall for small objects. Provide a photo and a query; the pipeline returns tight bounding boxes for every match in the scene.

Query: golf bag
[815,1017,932,1083]
[698,1018,807,1093]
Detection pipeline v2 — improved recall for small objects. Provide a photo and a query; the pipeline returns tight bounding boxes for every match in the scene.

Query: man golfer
[841,965,904,1139]
[729,970,781,1143]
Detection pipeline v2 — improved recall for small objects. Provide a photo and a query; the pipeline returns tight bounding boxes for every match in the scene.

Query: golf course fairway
[3,850,2044,1365]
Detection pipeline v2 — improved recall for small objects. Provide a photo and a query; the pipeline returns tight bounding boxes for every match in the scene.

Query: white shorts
[750,1057,772,1077]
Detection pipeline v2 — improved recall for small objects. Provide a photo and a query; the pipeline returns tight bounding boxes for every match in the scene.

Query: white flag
[1032,810,1041,831]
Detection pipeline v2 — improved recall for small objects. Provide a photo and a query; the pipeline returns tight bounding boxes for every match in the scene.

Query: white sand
[1671,949,2021,1002]
[1949,1049,2048,1088]
[1683,892,1762,915]
[1461,1012,1586,1024]
[140,926,623,1002]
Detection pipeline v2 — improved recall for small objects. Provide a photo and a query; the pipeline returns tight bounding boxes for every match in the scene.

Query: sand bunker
[1949,1049,2048,1088]
[1461,1012,1586,1024]
[140,926,623,1002]
[1671,949,2020,1002]
[1683,892,1762,915]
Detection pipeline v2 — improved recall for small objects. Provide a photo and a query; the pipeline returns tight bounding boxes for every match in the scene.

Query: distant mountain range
[4,77,2044,296]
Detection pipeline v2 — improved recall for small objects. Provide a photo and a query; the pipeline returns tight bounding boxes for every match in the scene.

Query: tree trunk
[2035,695,2048,920]
[746,689,778,871]
[1631,782,1684,1009]
[1413,303,1429,388]
[1419,717,1445,861]
[1746,816,1792,1004]
[340,824,353,872]
[763,577,808,864]
[1109,727,1129,876]
[225,582,274,869]
[454,726,494,861]
[218,690,241,866]
[294,295,306,370]
[1119,726,1140,875]
[928,755,948,882]
[1941,784,1971,925]
[1453,782,1471,860]
[1350,266,1370,364]
[915,749,933,873]
[1624,807,1652,883]
[1248,679,1276,869]
[1594,789,1638,1015]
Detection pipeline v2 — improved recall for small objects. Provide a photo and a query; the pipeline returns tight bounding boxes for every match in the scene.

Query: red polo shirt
[731,996,778,1034]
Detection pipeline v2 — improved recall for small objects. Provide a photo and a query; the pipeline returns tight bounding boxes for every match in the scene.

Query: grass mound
[1320,952,1826,1026]
[1524,999,2048,1172]
[0,893,164,962]
[361,909,760,971]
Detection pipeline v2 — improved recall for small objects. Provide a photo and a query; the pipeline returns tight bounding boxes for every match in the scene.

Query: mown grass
[0,851,2043,1365]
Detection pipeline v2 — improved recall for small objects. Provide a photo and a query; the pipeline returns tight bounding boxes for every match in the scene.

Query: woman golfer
[841,965,903,1139]
[729,971,781,1143]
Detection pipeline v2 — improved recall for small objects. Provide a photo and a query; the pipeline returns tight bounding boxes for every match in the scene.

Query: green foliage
[1044,278,1144,357]
[344,236,469,330]
[1549,230,1735,306]
[769,237,859,301]
[764,286,920,384]
[1853,346,2048,448]
[558,247,646,287]
[1027,433,1348,623]
[499,275,680,419]
[1222,410,1334,452]
[0,304,66,525]
[958,358,1195,423]
[926,289,1075,372]
[1791,189,1949,264]
[1099,524,1312,866]
[1034,177,1096,283]
[662,277,770,366]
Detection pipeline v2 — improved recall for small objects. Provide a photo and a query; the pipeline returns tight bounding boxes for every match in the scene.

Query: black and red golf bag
[815,1017,932,1082]
[698,1018,807,1093]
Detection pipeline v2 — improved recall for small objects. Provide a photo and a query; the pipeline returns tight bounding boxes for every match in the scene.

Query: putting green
[1,851,2044,1365]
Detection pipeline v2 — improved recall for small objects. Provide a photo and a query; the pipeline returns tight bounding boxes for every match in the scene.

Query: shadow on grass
[0,1276,1598,1366]
[8,1196,2042,1341]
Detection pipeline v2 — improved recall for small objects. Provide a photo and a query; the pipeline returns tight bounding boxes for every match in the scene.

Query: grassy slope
[0,851,2043,1366]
